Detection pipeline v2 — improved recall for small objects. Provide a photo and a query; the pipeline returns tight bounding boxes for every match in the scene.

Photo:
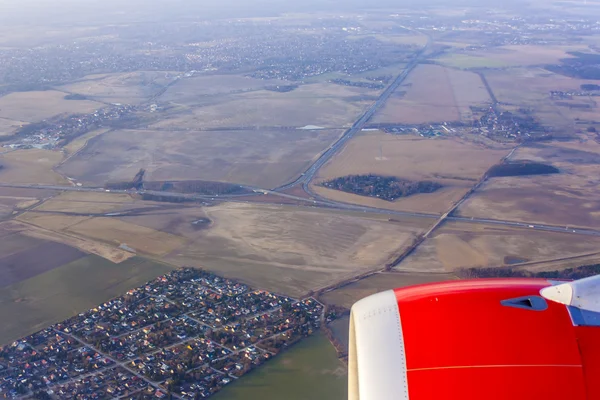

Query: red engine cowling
[348,279,600,400]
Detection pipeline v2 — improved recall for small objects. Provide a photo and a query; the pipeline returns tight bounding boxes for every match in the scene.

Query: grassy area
[212,332,347,400]
[0,255,174,345]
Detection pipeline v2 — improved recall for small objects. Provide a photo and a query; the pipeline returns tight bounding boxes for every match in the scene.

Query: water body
[212,332,347,400]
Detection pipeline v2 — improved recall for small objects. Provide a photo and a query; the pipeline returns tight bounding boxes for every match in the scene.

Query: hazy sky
[0,0,359,25]
[0,0,511,26]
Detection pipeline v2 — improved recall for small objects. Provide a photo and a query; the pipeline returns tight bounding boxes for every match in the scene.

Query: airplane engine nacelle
[349,279,600,400]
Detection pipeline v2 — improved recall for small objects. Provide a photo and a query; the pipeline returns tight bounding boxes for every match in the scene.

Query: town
[0,268,325,399]
[2,105,138,150]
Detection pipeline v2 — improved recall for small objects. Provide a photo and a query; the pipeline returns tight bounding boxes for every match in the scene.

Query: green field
[212,332,347,400]
[0,255,174,345]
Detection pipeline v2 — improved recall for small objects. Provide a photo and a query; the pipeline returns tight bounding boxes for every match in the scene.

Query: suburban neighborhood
[0,268,325,399]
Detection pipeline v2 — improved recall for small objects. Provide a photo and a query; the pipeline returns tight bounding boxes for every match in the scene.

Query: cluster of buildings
[0,16,420,99]
[0,268,324,399]
[475,106,546,141]
[52,367,147,400]
[406,13,600,47]
[380,124,453,137]
[3,105,136,150]
[550,90,600,100]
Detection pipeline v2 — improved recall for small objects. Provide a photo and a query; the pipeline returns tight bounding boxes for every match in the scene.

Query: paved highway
[274,37,431,192]
[6,182,600,237]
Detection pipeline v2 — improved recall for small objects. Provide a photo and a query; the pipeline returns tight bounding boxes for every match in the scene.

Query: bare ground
[58,128,344,188]
[398,221,600,273]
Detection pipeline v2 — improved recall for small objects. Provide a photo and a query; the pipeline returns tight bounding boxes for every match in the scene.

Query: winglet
[541,275,600,312]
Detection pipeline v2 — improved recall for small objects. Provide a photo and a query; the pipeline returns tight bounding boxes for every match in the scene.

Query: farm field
[16,197,430,297]
[0,90,103,122]
[320,271,457,309]
[0,223,88,289]
[458,140,600,229]
[63,127,112,155]
[152,82,378,129]
[328,315,350,351]
[0,117,27,136]
[368,33,429,47]
[0,193,40,216]
[371,64,490,124]
[35,191,135,213]
[398,221,600,273]
[164,203,430,297]
[212,332,347,400]
[0,255,174,345]
[312,132,509,214]
[56,71,179,104]
[482,67,600,130]
[435,44,586,69]
[15,211,140,263]
[58,128,344,188]
[0,186,57,213]
[18,207,187,258]
[0,237,85,288]
[65,217,188,257]
[0,149,68,185]
[160,74,291,103]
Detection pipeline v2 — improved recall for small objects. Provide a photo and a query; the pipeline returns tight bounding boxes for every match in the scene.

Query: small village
[2,104,138,150]
[0,268,325,399]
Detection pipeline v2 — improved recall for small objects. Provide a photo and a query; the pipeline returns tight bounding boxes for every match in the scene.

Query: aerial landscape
[2,0,600,398]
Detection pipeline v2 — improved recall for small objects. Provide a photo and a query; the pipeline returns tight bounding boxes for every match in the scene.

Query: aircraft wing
[348,277,600,400]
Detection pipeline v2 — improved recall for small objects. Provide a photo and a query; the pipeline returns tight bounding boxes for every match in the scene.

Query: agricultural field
[212,332,347,400]
[0,90,103,123]
[160,74,291,103]
[435,44,586,69]
[152,82,378,130]
[482,67,600,130]
[372,64,491,124]
[458,139,600,229]
[65,217,188,257]
[0,149,68,185]
[329,315,350,351]
[0,187,57,202]
[34,191,135,213]
[367,34,429,47]
[320,271,457,309]
[312,132,509,214]
[0,187,49,219]
[0,255,174,345]
[56,71,179,104]
[0,117,27,137]
[16,195,148,262]
[0,221,84,288]
[14,196,431,298]
[17,193,197,262]
[58,128,344,188]
[62,127,112,155]
[164,203,430,297]
[18,210,186,258]
[398,221,600,273]
[0,235,85,288]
